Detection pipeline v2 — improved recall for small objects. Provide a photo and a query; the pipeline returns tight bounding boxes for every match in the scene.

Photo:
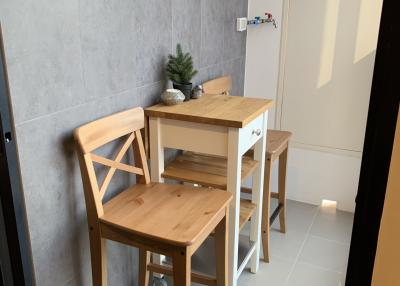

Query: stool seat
[266,130,292,155]
[100,182,232,246]
[246,130,292,159]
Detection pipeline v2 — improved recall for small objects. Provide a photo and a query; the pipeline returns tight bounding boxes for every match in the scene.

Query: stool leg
[215,208,229,286]
[278,147,288,234]
[139,249,150,286]
[262,158,273,263]
[89,229,107,286]
[172,248,191,286]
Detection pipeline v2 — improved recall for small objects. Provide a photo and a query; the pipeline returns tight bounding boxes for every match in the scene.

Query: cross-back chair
[75,107,232,286]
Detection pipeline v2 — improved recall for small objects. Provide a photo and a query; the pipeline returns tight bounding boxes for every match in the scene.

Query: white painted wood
[237,242,256,278]
[245,0,285,129]
[148,116,165,277]
[250,111,268,272]
[238,113,264,155]
[226,127,242,286]
[149,117,164,183]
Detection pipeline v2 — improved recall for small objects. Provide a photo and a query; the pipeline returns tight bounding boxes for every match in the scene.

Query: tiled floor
[238,200,354,286]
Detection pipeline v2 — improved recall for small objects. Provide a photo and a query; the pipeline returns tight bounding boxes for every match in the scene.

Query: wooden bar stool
[202,75,232,95]
[243,130,292,262]
[75,107,232,286]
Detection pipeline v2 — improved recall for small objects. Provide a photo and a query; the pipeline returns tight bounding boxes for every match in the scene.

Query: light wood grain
[202,76,232,95]
[239,200,256,232]
[162,152,259,189]
[145,94,273,128]
[245,130,292,159]
[75,107,144,153]
[173,248,191,286]
[261,158,272,263]
[139,249,150,286]
[98,132,136,198]
[75,107,231,286]
[162,129,292,264]
[215,208,228,286]
[100,183,231,246]
[278,147,288,233]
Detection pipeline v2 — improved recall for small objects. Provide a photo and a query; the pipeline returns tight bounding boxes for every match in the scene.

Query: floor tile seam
[283,206,320,286]
[295,260,345,275]
[306,233,352,247]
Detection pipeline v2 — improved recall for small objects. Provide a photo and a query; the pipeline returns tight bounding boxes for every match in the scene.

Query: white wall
[245,0,383,212]
[244,0,284,127]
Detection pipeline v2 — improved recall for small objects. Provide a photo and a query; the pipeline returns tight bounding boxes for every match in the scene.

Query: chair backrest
[202,75,232,95]
[75,107,150,218]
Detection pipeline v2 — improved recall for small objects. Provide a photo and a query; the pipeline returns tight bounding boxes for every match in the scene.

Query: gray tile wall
[0,0,247,285]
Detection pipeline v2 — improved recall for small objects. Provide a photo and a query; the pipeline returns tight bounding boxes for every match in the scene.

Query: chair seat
[100,183,232,246]
[266,130,292,155]
[245,130,292,159]
[162,151,259,189]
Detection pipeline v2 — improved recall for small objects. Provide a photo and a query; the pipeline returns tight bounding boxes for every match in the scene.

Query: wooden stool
[162,130,292,263]
[202,75,232,95]
[244,130,292,262]
[75,107,232,286]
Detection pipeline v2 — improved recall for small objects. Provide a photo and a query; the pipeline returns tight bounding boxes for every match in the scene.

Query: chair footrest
[162,152,259,189]
[241,187,279,199]
[147,263,216,286]
[270,203,284,225]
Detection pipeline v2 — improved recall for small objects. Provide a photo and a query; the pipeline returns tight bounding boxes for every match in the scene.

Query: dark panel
[345,0,400,284]
[0,23,35,286]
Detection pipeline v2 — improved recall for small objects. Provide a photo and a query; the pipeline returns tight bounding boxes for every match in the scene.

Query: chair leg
[172,248,191,286]
[89,229,107,286]
[215,208,229,286]
[139,249,150,286]
[262,158,273,263]
[278,147,288,234]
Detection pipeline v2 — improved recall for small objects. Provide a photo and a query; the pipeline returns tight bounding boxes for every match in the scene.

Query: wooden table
[145,94,273,286]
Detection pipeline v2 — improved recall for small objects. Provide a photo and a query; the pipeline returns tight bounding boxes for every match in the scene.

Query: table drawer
[239,113,264,155]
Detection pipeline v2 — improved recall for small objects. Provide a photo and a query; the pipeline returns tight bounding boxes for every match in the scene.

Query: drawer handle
[252,129,262,136]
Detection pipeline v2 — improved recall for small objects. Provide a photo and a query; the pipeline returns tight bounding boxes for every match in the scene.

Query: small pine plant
[166,44,198,84]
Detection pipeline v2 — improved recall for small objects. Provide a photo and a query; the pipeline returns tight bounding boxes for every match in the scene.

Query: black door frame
[0,23,35,286]
[345,0,400,285]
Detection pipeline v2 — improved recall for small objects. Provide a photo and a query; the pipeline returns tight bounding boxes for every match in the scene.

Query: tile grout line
[283,206,321,286]
[306,233,352,247]
[14,80,165,127]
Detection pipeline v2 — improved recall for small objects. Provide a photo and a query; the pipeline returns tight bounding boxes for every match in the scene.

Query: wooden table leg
[250,112,268,271]
[227,127,242,286]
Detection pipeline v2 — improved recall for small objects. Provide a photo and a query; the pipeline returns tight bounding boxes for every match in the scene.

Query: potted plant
[166,44,198,101]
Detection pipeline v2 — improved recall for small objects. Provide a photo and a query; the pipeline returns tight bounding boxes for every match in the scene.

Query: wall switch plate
[237,17,247,32]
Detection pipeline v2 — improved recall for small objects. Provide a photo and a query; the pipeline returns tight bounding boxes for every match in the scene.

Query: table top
[145,94,273,128]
